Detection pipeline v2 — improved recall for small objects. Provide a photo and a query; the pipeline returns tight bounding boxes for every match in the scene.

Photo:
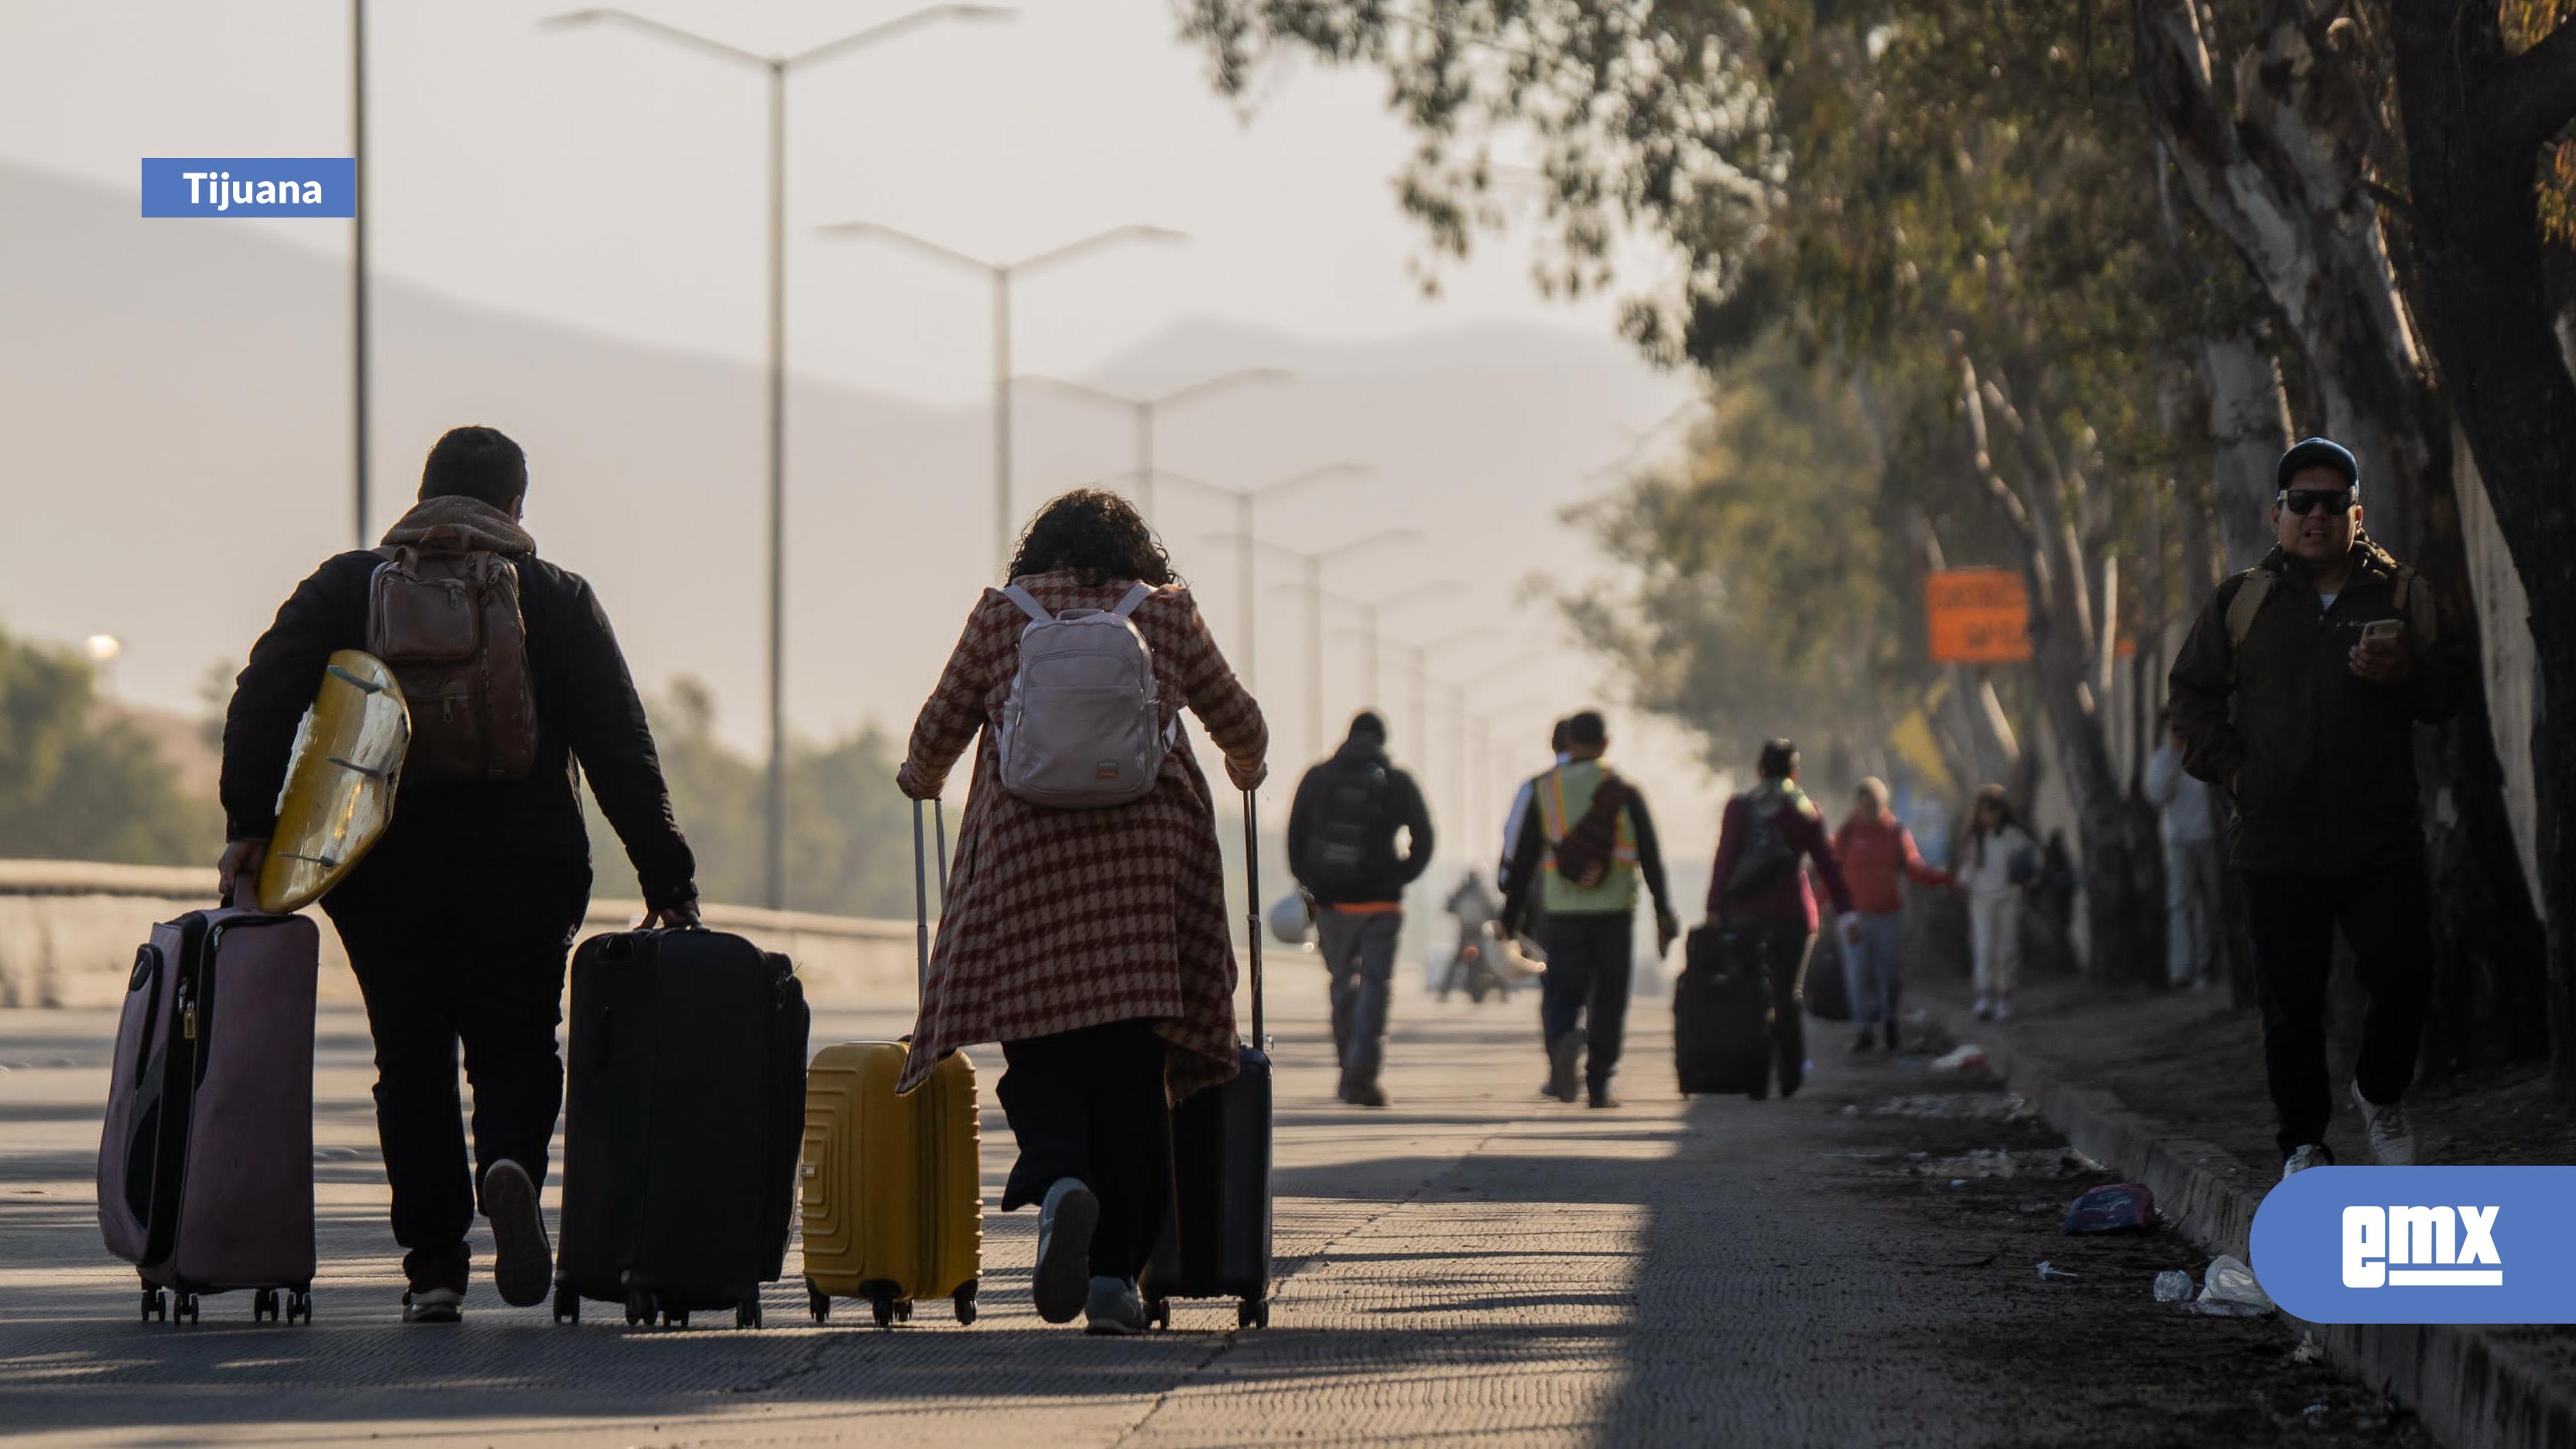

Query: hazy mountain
[2,159,1718,858]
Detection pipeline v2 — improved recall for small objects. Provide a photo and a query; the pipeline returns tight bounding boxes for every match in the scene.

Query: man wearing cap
[2167,437,2467,1179]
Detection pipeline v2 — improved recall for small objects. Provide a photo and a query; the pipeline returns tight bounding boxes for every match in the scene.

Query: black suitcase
[1676,925,1773,1098]
[1804,925,1852,1023]
[1141,790,1274,1330]
[553,927,809,1328]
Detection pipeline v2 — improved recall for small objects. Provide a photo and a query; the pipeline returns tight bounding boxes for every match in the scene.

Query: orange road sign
[1926,568,2031,664]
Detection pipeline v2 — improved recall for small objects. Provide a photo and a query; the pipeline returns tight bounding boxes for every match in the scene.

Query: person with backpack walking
[1497,711,1680,1108]
[1705,741,1858,1098]
[1959,784,2036,1021]
[2168,437,2465,1178]
[896,489,1267,1334]
[1831,777,1954,1052]
[1287,711,1435,1107]
[214,426,700,1324]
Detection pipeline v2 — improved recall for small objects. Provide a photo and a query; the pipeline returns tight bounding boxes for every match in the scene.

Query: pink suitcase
[98,907,320,1324]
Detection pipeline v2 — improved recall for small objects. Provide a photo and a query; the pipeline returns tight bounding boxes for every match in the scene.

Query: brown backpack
[367,532,540,784]
[1550,771,1633,891]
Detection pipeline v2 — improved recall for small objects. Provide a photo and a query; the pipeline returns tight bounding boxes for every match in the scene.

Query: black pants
[1539,913,1635,1091]
[2240,861,2433,1157]
[324,858,589,1293]
[1745,922,1815,1096]
[997,1019,1173,1282]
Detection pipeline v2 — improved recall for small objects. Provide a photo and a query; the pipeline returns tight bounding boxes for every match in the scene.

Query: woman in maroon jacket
[1706,740,1858,1098]
[1831,779,1956,1052]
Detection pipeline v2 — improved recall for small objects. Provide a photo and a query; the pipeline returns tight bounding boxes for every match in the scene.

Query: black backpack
[1307,762,1390,894]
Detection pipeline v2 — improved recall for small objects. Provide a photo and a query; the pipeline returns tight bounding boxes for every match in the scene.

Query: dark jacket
[1708,783,1855,931]
[221,530,697,911]
[2167,539,2465,875]
[1495,769,1677,937]
[1286,733,1435,907]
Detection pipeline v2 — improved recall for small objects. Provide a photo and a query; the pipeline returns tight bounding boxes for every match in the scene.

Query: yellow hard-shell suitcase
[800,797,983,1326]
[256,650,409,913]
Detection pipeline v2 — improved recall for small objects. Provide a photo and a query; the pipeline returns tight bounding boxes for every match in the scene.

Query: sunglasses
[2278,486,2356,516]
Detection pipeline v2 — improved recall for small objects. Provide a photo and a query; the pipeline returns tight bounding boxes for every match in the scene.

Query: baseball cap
[2276,437,2361,495]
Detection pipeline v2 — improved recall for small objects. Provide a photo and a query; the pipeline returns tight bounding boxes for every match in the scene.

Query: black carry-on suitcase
[554,926,810,1328]
[1141,789,1274,1330]
[1676,924,1774,1098]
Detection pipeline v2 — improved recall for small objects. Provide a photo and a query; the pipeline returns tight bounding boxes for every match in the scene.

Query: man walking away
[1707,741,1858,1098]
[217,426,700,1322]
[2168,437,2465,1179]
[1288,711,1434,1107]
[2144,711,2225,990]
[1498,711,1680,1109]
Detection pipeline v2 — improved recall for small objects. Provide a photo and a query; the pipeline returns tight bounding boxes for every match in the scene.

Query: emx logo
[2254,1166,2575,1323]
[2342,1204,2502,1287]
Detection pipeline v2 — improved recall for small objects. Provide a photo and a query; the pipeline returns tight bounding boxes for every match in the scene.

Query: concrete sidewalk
[2,992,2432,1447]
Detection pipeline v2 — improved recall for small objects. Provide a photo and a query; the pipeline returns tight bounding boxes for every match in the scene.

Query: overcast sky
[0,0,1666,405]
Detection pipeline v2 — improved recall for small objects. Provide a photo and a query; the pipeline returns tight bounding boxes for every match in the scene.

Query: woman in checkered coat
[896,489,1268,1333]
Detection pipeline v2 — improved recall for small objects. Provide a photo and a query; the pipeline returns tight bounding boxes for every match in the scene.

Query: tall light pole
[1221,528,1418,763]
[820,221,1184,570]
[1016,370,1293,522]
[351,0,371,547]
[1152,463,1368,690]
[545,4,1012,912]
[1454,654,1530,863]
[1413,625,1502,842]
[1329,578,1459,710]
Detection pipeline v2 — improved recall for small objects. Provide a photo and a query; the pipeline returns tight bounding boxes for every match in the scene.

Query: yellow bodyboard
[255,650,410,913]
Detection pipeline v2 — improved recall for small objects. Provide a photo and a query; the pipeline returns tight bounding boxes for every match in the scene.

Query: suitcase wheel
[624,1290,656,1327]
[552,1284,579,1325]
[735,1298,761,1330]
[1146,1297,1170,1331]
[896,1299,913,1324]
[1236,1299,1269,1331]
[868,1290,896,1329]
[174,1293,200,1325]
[661,1307,690,1329]
[288,1290,313,1325]
[254,1289,279,1323]
[806,1283,831,1325]
[953,1283,978,1326]
[139,1288,166,1324]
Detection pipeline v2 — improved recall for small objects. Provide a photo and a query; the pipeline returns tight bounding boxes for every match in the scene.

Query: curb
[1926,1001,2576,1449]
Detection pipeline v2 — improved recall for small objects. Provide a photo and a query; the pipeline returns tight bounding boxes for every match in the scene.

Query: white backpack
[995,582,1173,808]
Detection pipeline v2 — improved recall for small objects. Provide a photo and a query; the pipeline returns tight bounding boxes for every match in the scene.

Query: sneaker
[1852,1026,1877,1053]
[481,1159,553,1309]
[2351,1082,2417,1165]
[1345,1081,1392,1108]
[2282,1142,2334,1179]
[1973,995,1993,1022]
[1587,1087,1622,1110]
[1083,1276,1149,1336]
[1993,997,2015,1023]
[1033,1178,1098,1324]
[1545,1031,1584,1104]
[401,1286,463,1324]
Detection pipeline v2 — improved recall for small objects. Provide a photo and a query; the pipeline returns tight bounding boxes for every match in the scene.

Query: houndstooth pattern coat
[896,572,1268,1098]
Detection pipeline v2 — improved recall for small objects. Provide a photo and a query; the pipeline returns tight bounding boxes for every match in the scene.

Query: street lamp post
[1017,370,1293,523]
[820,221,1185,570]
[1223,528,1418,763]
[1328,578,1458,711]
[546,3,1013,913]
[1152,463,1368,690]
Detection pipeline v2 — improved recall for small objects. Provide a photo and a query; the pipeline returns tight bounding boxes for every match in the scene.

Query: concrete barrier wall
[0,860,920,1010]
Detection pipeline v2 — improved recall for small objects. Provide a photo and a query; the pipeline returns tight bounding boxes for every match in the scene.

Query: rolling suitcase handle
[911,796,947,996]
[1242,789,1263,1046]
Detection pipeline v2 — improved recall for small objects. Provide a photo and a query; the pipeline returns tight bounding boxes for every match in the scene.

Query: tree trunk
[2389,0,2576,1097]
[2196,331,2292,571]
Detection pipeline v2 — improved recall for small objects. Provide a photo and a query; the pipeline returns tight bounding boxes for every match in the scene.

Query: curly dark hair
[1005,488,1180,588]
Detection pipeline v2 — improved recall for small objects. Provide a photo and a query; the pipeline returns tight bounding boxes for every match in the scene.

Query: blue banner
[2250,1166,2576,1324]
[141,159,355,218]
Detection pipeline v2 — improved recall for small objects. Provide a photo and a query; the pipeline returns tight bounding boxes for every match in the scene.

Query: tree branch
[2491,15,2576,148]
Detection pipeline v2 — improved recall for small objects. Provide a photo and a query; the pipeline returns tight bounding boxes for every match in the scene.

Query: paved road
[1,988,2427,1447]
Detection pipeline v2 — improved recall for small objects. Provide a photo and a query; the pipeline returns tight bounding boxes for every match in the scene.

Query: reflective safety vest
[1539,759,1639,915]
